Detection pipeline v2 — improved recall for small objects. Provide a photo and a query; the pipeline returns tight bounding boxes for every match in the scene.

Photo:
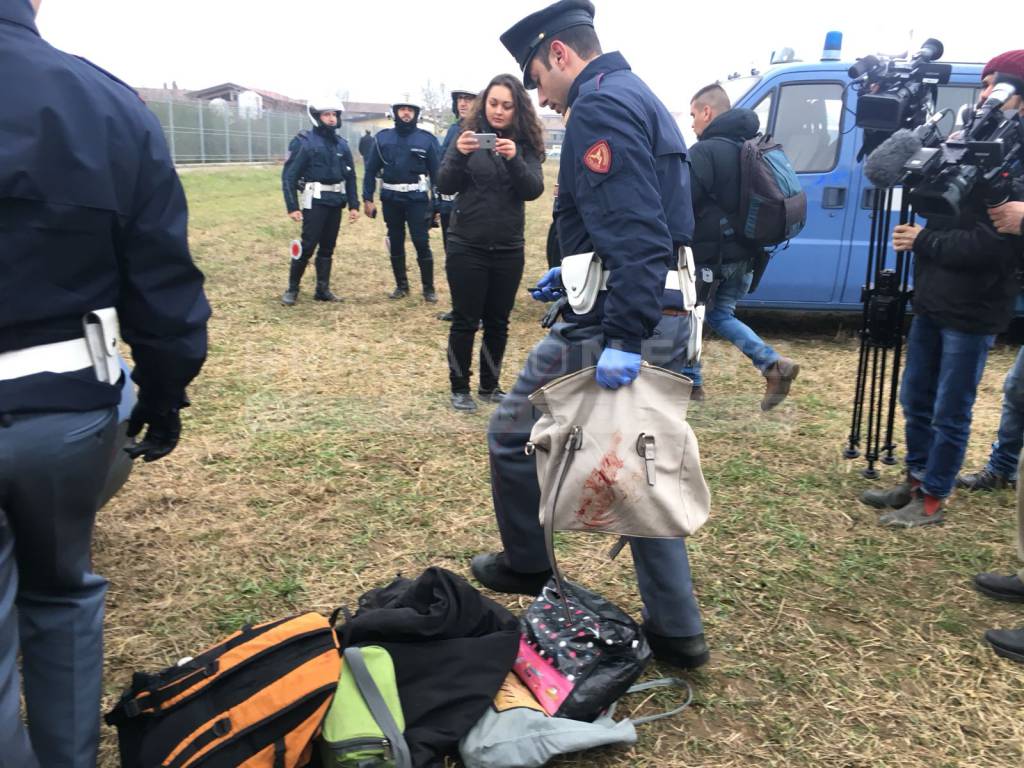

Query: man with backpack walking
[681,83,801,410]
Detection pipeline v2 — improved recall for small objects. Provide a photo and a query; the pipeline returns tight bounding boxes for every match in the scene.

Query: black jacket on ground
[912,184,1022,335]
[338,568,520,768]
[437,122,544,250]
[689,108,763,265]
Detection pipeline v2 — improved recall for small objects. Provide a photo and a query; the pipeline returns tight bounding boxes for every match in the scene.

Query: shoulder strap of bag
[543,425,584,622]
[623,676,694,725]
[342,647,413,768]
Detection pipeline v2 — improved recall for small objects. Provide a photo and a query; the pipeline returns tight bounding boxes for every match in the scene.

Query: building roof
[186,82,305,108]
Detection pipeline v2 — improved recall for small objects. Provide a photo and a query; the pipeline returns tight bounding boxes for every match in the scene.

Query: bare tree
[420,79,451,134]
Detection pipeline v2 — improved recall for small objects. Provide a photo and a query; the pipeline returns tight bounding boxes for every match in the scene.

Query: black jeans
[382,197,433,292]
[446,241,524,393]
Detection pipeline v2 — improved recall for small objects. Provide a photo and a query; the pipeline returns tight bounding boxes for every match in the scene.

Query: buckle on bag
[636,433,656,486]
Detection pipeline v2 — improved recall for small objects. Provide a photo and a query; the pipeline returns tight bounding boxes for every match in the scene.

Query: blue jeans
[682,260,778,387]
[985,346,1024,480]
[487,316,704,638]
[900,313,994,499]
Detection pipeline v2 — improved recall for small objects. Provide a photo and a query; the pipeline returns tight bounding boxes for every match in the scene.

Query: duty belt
[0,338,93,382]
[381,182,424,192]
[0,307,121,384]
[310,182,345,194]
[594,271,682,291]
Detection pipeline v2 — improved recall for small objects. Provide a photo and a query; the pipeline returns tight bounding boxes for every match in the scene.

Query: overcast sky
[33,0,1016,115]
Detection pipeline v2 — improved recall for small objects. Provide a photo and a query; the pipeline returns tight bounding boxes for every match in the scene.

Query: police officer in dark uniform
[437,88,478,321]
[281,98,360,305]
[0,1,210,764]
[363,101,442,301]
[471,0,710,670]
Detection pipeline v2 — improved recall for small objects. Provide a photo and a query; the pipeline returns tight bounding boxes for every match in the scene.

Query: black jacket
[358,132,374,158]
[689,108,763,265]
[912,185,1022,335]
[339,568,520,768]
[437,122,544,250]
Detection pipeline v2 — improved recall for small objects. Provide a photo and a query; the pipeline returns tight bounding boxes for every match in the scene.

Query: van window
[773,82,844,173]
[935,85,981,135]
[752,92,773,135]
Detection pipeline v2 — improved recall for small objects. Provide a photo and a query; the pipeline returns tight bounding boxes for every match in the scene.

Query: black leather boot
[313,258,342,302]
[281,260,306,305]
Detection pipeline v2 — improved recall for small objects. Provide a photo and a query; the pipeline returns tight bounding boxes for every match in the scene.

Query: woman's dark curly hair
[461,74,546,160]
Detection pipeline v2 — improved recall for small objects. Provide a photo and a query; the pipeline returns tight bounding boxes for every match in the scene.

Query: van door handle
[822,187,847,209]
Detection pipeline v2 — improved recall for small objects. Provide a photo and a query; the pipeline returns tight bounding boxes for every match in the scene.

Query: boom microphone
[863,111,946,187]
[864,130,921,187]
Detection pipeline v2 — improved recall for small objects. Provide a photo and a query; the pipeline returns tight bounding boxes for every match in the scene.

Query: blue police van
[721,44,985,311]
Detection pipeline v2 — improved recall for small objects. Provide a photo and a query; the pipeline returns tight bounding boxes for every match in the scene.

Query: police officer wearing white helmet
[363,100,443,301]
[280,97,360,305]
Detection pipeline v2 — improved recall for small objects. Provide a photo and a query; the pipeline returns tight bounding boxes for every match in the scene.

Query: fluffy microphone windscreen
[863,129,922,188]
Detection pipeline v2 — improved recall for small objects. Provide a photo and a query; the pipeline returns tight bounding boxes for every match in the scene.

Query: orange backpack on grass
[105,612,340,768]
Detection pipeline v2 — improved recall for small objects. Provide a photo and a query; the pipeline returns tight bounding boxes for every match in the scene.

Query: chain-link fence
[146,99,310,165]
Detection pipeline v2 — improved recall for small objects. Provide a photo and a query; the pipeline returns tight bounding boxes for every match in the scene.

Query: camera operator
[436,74,545,413]
[953,49,1024,665]
[862,50,1024,529]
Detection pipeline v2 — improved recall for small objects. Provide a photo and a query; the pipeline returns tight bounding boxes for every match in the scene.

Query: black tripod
[845,185,914,478]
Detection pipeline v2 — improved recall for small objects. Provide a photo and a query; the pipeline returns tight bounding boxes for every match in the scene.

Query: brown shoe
[689,385,705,402]
[761,357,800,411]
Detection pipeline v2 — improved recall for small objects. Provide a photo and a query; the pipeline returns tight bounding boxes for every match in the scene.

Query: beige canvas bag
[526,363,710,602]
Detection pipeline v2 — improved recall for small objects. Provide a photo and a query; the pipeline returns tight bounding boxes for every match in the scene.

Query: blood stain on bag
[575,433,624,528]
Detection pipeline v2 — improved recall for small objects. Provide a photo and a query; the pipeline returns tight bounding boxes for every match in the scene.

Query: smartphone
[473,132,497,150]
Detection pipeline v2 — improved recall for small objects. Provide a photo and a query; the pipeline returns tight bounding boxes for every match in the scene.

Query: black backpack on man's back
[731,133,807,247]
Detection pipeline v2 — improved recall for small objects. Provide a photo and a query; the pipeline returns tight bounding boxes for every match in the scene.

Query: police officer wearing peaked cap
[0,0,210,764]
[281,98,360,305]
[470,0,710,671]
[363,101,442,301]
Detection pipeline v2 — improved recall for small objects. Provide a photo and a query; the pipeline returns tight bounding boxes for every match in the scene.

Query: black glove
[124,400,184,462]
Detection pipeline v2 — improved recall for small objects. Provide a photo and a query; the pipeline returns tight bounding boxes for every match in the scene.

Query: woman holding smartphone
[437,74,545,412]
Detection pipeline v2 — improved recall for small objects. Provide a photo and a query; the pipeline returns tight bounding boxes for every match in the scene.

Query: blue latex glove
[595,348,643,389]
[530,267,563,302]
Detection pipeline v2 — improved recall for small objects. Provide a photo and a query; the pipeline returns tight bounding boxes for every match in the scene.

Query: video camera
[849,39,951,134]
[862,72,1024,217]
[904,78,1024,217]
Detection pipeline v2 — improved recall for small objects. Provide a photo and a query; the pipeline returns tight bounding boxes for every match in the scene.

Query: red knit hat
[982,50,1024,82]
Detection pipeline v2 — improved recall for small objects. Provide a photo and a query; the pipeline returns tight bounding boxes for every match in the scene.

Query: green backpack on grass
[320,646,411,768]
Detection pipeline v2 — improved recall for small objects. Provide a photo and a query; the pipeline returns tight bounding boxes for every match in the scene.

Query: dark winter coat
[689,107,763,265]
[912,183,1023,335]
[437,121,544,250]
[338,568,520,768]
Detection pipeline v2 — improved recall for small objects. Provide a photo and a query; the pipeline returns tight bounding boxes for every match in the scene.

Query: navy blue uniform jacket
[0,1,210,413]
[362,127,441,204]
[556,52,695,353]
[281,129,359,213]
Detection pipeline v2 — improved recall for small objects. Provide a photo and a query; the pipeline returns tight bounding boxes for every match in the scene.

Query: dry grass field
[96,162,1024,767]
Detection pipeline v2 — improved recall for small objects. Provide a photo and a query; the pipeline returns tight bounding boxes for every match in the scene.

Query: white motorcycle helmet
[307,97,345,127]
[390,101,422,124]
